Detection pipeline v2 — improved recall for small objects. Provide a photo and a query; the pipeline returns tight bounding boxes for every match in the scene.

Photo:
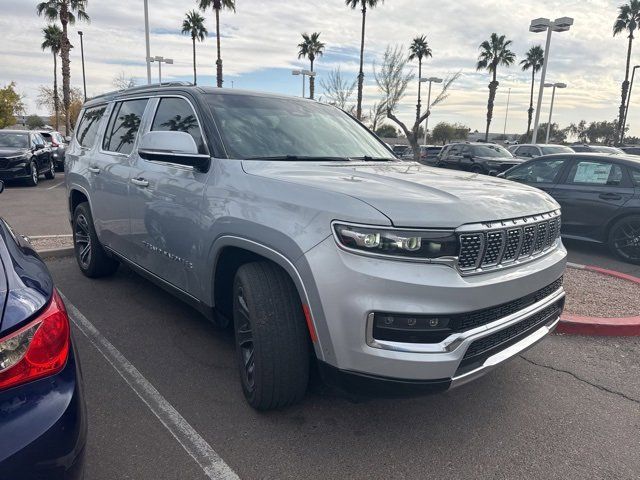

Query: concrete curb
[558,263,640,336]
[37,246,74,259]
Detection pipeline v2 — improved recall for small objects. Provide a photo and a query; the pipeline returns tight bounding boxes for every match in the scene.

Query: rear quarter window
[76,105,107,149]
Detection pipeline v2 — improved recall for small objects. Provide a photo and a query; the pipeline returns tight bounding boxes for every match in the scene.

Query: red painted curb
[558,265,640,336]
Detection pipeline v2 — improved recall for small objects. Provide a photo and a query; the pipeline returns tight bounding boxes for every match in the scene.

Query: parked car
[437,142,523,174]
[501,153,640,263]
[0,130,56,186]
[66,84,566,410]
[570,144,624,154]
[508,144,575,159]
[0,180,86,479]
[620,145,640,156]
[391,144,410,157]
[38,130,68,170]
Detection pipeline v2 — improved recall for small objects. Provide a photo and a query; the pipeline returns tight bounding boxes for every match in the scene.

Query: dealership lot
[47,256,640,480]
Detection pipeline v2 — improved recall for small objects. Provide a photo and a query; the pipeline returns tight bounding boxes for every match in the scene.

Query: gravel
[563,267,640,318]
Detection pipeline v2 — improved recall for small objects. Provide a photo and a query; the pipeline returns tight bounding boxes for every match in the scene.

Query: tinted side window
[504,159,566,184]
[151,98,205,154]
[566,161,623,186]
[448,145,462,156]
[629,167,640,186]
[76,105,107,149]
[30,135,38,148]
[102,99,149,155]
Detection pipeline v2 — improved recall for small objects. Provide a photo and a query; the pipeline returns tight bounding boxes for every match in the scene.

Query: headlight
[332,223,458,260]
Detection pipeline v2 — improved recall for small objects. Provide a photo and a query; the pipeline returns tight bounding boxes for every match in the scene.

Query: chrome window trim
[366,285,565,354]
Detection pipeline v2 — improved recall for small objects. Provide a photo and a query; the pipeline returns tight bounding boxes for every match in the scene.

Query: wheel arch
[209,236,325,359]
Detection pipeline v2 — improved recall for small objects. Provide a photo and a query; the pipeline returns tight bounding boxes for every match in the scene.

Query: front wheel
[608,215,640,265]
[470,164,485,174]
[233,261,310,410]
[72,202,119,277]
[26,161,38,186]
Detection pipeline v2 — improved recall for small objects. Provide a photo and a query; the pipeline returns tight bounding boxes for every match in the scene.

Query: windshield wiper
[349,156,397,162]
[244,155,351,161]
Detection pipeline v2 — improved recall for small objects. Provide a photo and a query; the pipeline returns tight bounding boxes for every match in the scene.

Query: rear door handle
[131,177,149,187]
[599,193,622,200]
[88,166,100,174]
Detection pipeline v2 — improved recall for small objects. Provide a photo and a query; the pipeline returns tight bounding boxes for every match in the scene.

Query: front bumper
[0,341,87,480]
[298,235,566,390]
[0,163,30,181]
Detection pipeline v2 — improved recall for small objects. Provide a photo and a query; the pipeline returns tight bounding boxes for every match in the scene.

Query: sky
[0,0,636,137]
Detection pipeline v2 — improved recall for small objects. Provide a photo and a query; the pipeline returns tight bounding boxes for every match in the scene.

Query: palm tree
[197,0,236,88]
[182,10,208,85]
[36,0,90,135]
[408,35,432,127]
[345,0,383,120]
[476,33,516,141]
[297,32,325,100]
[41,24,63,131]
[614,0,640,143]
[520,45,544,138]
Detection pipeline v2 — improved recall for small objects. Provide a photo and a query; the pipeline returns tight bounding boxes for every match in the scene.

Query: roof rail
[89,81,194,101]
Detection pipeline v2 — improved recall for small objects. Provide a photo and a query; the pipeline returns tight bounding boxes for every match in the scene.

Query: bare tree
[113,71,137,90]
[368,101,386,131]
[374,45,459,160]
[319,67,357,110]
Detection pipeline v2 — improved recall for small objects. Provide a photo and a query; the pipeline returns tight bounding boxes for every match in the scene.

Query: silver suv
[66,84,567,410]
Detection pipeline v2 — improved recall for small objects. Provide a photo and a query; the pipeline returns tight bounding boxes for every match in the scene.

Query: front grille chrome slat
[456,211,561,275]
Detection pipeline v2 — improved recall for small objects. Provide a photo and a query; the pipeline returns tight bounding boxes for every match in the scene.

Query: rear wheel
[44,159,56,180]
[608,215,640,265]
[470,164,485,174]
[26,161,38,186]
[73,202,119,277]
[233,261,310,410]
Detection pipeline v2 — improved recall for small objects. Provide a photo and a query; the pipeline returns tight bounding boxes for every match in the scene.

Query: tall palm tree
[345,0,383,120]
[476,33,516,141]
[36,0,90,135]
[197,0,236,88]
[182,10,208,85]
[408,35,432,126]
[41,24,63,131]
[614,0,640,143]
[297,32,325,100]
[520,45,544,138]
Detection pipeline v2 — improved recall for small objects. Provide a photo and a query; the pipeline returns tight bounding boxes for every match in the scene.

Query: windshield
[0,132,29,149]
[592,146,624,154]
[472,144,513,158]
[541,145,574,154]
[206,94,393,160]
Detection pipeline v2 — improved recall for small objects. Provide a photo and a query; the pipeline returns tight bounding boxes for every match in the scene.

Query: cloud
[1,0,636,135]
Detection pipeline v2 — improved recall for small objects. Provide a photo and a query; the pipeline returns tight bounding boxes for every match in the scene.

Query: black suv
[0,130,56,186]
[436,142,521,174]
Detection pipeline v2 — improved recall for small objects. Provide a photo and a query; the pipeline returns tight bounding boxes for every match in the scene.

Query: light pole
[621,65,640,144]
[77,31,87,101]
[420,77,443,144]
[144,0,151,84]
[503,87,511,136]
[149,56,173,83]
[529,16,574,144]
[544,82,566,143]
[292,69,316,98]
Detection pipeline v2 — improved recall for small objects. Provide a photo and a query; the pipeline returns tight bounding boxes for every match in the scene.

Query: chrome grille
[457,211,561,275]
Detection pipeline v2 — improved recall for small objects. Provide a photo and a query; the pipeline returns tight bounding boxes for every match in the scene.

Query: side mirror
[0,180,4,194]
[138,131,210,172]
[35,143,45,151]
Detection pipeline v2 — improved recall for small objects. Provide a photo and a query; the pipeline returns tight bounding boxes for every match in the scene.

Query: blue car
[0,180,87,479]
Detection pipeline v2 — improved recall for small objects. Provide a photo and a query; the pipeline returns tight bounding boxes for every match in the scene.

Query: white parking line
[59,292,240,480]
[47,181,65,190]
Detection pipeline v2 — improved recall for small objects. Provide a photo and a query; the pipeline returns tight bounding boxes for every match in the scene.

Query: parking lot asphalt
[46,256,640,480]
[0,173,70,236]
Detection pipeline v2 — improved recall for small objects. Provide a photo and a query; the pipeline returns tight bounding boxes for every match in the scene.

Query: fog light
[372,312,452,344]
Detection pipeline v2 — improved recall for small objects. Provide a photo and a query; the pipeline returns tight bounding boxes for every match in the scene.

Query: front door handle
[131,177,149,187]
[88,166,100,174]
[599,192,622,201]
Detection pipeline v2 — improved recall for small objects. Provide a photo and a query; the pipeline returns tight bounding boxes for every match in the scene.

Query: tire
[233,261,310,410]
[44,159,56,180]
[72,202,119,278]
[470,164,485,174]
[608,215,640,265]
[25,161,38,187]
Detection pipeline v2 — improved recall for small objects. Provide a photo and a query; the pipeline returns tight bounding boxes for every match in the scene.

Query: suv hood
[0,148,28,159]
[242,161,559,228]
